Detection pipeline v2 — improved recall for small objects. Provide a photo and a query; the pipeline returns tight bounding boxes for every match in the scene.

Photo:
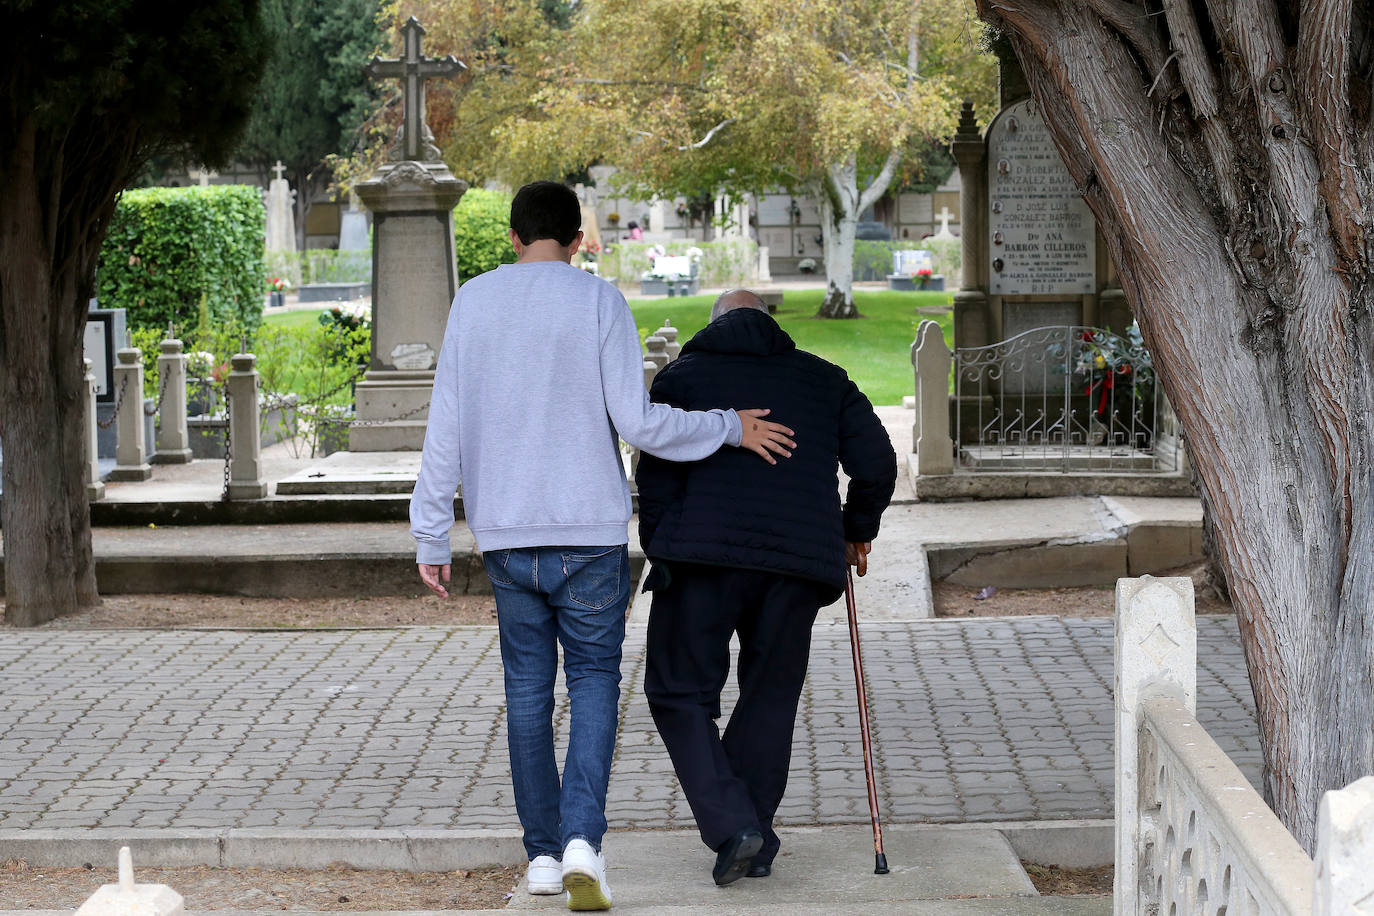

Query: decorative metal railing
[952,325,1179,473]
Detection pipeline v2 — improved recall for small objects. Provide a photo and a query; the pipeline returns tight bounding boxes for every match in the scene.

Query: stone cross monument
[264,160,296,254]
[351,16,468,451]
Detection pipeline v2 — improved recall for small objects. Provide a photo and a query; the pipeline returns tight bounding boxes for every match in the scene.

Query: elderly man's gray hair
[709,289,769,322]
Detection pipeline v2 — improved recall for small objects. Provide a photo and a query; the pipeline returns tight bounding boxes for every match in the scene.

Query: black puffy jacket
[635,308,898,602]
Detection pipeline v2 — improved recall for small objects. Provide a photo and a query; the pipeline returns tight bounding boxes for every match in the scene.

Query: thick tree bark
[975,0,1374,851]
[0,120,107,626]
[816,151,902,319]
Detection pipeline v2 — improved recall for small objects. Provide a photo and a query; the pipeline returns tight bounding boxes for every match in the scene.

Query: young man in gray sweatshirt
[410,181,794,911]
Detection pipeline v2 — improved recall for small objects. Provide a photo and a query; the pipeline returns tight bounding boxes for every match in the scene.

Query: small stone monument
[338,191,369,252]
[351,16,467,451]
[264,160,297,254]
[76,846,184,915]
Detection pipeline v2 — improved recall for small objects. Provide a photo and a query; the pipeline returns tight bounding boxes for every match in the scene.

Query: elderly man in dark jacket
[636,289,898,886]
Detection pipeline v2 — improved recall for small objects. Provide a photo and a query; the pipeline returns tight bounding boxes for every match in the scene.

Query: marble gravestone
[350,16,467,451]
[264,161,296,254]
[946,50,1130,422]
[338,193,370,252]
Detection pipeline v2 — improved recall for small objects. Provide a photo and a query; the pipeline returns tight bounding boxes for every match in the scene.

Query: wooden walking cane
[845,566,889,874]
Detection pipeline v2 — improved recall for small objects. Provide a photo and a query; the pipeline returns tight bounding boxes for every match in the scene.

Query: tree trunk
[817,166,860,318]
[0,123,100,626]
[816,150,903,319]
[976,1,1374,852]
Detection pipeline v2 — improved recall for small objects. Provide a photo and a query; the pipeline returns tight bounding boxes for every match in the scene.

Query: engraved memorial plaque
[372,213,456,370]
[987,98,1096,296]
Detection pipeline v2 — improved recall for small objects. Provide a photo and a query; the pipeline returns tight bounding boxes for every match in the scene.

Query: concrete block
[1315,775,1374,915]
[1125,523,1203,576]
[220,828,524,871]
[935,539,1128,588]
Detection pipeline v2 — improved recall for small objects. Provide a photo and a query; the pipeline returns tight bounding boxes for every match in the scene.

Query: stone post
[109,347,151,481]
[757,245,772,282]
[83,359,105,501]
[153,335,192,464]
[950,100,990,356]
[657,321,681,361]
[911,320,953,475]
[1314,776,1374,915]
[645,335,669,373]
[1113,576,1196,916]
[226,351,267,499]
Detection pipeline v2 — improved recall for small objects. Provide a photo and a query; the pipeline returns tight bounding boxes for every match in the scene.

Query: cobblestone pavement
[0,617,1258,831]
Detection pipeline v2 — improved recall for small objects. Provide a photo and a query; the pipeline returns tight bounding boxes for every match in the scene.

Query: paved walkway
[0,617,1258,834]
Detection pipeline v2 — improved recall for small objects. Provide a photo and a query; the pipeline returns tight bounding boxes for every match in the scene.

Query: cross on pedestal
[367,17,464,162]
[937,206,954,234]
[273,160,286,182]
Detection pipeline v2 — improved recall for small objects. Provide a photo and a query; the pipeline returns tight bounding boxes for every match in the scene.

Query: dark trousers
[644,564,823,864]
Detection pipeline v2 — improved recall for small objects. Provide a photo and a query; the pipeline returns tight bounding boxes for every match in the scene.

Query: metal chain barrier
[143,371,171,418]
[219,380,233,502]
[95,376,130,429]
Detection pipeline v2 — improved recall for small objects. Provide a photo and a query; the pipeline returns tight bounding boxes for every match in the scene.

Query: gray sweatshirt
[410,260,742,564]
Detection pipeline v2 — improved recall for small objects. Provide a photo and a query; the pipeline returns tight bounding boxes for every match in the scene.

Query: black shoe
[713,828,764,886]
[746,861,771,878]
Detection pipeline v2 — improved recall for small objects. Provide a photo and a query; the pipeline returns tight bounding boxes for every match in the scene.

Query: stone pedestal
[153,338,192,464]
[83,359,105,501]
[227,352,268,499]
[351,161,466,451]
[109,347,152,481]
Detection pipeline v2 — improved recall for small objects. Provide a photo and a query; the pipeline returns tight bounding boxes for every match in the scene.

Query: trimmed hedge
[98,185,266,332]
[454,187,517,283]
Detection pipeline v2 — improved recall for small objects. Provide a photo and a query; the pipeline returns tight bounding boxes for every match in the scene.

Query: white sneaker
[561,838,612,911]
[527,854,563,895]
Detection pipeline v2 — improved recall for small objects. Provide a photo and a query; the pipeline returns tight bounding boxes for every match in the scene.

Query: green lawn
[630,289,954,406]
[265,289,954,406]
[263,308,332,330]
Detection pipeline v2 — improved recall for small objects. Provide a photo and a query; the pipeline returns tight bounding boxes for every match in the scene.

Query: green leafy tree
[0,1,269,626]
[478,0,995,318]
[233,0,384,246]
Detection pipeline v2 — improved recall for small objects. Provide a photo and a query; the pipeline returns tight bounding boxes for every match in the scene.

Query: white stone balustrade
[1115,575,1374,916]
[110,346,152,481]
[911,319,953,475]
[153,335,192,464]
[83,358,104,502]
[226,350,268,499]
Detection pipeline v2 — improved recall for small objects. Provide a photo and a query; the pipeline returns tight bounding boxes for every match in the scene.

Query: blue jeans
[483,545,630,859]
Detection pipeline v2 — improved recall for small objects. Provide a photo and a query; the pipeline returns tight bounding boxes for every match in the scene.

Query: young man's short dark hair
[510,181,581,246]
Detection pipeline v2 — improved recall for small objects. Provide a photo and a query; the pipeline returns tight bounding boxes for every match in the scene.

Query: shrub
[453,187,517,283]
[98,185,266,332]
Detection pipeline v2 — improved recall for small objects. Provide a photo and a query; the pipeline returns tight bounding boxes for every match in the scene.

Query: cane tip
[874,853,889,875]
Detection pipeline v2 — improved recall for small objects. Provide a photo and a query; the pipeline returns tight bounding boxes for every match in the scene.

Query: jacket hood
[681,307,796,357]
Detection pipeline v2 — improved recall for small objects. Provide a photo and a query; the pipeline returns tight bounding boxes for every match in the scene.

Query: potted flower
[916,267,933,289]
[266,276,290,309]
[578,239,601,275]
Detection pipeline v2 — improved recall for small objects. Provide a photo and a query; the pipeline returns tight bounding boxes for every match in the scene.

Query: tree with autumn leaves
[364,0,994,318]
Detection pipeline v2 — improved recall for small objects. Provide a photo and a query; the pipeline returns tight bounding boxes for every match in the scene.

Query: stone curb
[0,820,1113,872]
[0,828,525,872]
